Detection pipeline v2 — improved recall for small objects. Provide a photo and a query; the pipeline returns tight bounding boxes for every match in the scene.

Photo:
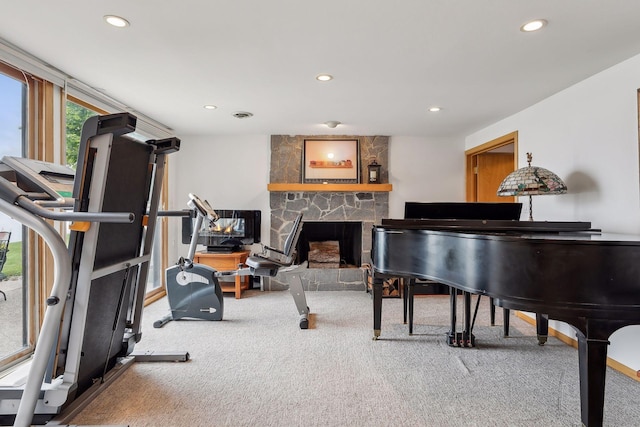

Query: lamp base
[528,194,534,221]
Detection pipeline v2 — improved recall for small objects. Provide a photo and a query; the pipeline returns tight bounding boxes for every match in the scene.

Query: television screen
[202,217,247,240]
[182,209,261,252]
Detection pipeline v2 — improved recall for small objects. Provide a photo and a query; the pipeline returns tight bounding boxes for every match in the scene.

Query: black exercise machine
[156,195,310,330]
[0,113,182,426]
[242,212,310,329]
[155,194,225,328]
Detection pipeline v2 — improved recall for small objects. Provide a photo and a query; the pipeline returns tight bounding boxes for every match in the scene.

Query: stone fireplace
[266,135,390,291]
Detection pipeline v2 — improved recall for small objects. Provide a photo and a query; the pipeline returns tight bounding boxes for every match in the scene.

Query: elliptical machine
[154,193,224,327]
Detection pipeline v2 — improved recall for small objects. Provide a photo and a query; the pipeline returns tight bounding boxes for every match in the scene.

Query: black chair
[247,213,303,276]
[245,213,310,328]
[0,231,11,301]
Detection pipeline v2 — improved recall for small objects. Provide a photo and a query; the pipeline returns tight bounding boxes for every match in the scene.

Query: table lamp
[497,152,567,221]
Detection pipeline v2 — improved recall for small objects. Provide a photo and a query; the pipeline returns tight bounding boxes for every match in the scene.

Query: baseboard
[515,311,640,382]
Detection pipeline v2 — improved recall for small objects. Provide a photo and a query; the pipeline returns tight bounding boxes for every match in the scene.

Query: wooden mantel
[267,183,392,192]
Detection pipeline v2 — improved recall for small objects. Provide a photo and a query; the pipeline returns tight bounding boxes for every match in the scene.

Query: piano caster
[537,335,548,346]
[465,335,476,348]
[373,329,381,340]
[447,332,476,348]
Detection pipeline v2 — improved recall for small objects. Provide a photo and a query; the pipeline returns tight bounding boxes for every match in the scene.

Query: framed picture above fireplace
[302,139,360,183]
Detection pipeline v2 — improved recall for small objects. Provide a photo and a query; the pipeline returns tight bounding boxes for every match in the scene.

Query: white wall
[168,134,271,262]
[465,53,640,371]
[388,136,466,218]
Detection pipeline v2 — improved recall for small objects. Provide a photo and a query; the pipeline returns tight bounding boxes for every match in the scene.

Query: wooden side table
[193,250,251,299]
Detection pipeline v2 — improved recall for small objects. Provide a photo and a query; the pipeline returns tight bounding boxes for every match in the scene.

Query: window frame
[0,62,39,367]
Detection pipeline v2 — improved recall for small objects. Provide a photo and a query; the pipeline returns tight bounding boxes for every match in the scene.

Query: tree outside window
[65,101,97,168]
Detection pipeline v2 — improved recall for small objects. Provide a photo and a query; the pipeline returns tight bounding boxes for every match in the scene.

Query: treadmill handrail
[17,196,134,223]
[33,197,75,208]
[0,198,72,427]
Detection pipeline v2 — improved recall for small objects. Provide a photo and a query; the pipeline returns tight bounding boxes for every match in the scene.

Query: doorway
[465,132,518,202]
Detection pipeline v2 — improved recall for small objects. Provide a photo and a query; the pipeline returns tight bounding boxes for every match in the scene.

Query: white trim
[0,37,173,139]
[0,39,65,86]
[65,79,173,139]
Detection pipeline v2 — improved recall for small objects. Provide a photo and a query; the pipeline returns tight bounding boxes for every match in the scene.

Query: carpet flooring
[64,290,639,427]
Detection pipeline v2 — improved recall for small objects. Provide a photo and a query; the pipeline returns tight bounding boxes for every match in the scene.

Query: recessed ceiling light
[104,15,130,28]
[520,19,547,32]
[428,107,442,112]
[203,105,217,110]
[316,74,333,82]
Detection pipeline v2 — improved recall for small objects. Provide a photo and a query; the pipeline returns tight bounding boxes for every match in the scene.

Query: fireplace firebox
[297,221,362,268]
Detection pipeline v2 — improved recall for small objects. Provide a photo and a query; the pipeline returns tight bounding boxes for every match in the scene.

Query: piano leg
[408,279,416,334]
[403,278,409,324]
[571,318,630,427]
[536,313,549,345]
[503,308,510,337]
[447,287,457,346]
[576,330,609,427]
[372,275,383,340]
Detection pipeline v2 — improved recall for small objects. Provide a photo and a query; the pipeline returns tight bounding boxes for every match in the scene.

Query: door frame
[465,131,518,202]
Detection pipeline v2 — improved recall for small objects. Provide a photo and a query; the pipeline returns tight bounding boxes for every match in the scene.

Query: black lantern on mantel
[367,158,382,184]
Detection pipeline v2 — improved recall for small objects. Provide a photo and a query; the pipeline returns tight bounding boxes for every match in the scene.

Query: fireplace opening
[298,221,362,268]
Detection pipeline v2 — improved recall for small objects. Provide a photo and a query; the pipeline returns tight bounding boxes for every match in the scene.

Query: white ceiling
[3,1,640,138]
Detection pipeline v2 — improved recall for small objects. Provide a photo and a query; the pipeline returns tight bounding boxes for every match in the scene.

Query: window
[65,98,99,168]
[0,65,28,365]
[0,51,172,370]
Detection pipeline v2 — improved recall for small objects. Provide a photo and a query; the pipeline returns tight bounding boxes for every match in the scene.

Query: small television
[182,209,261,252]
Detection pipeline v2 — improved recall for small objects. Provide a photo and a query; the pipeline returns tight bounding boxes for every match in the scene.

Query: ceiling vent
[232,111,253,119]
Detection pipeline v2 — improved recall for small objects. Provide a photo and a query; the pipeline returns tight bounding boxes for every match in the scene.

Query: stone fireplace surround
[266,135,389,291]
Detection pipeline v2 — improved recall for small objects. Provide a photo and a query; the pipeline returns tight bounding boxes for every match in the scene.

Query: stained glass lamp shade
[497,153,567,221]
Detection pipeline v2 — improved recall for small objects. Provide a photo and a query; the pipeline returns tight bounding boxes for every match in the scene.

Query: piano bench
[404,279,510,336]
[403,278,447,334]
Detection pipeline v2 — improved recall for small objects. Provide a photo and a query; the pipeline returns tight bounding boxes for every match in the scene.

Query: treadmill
[0,113,180,426]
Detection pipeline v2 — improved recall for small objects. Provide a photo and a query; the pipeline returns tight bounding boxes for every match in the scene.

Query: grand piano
[370,217,640,427]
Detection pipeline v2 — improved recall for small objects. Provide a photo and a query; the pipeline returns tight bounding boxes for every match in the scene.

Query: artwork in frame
[302,139,360,183]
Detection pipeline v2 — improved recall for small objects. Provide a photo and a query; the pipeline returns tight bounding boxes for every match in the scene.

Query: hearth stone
[268,266,367,292]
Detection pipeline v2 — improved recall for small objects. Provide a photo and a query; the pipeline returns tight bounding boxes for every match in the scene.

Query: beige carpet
[66,290,639,427]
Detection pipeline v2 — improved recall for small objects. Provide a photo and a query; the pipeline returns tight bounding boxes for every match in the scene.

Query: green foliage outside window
[66,102,97,168]
[2,241,22,277]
